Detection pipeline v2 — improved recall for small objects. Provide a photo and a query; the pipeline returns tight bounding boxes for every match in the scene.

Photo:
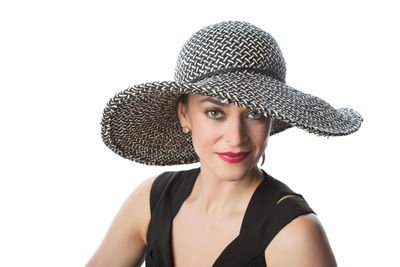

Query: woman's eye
[206,109,223,119]
[248,111,263,119]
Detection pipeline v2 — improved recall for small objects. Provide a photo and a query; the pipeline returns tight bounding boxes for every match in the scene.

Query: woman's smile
[216,151,251,163]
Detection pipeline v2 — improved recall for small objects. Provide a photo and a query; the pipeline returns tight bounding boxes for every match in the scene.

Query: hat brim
[101,72,362,165]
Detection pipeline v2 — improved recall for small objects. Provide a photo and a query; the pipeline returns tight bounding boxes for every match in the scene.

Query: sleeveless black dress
[145,167,315,267]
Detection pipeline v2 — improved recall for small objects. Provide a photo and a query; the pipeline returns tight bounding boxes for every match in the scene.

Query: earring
[182,126,190,134]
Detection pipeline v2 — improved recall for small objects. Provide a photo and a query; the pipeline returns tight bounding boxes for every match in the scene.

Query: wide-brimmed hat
[101,21,363,166]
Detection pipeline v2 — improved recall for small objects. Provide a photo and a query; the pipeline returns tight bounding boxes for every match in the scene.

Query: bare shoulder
[86,175,158,267]
[120,175,158,243]
[126,175,159,236]
[265,213,337,267]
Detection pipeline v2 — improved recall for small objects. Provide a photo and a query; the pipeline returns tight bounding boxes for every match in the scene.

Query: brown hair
[177,94,189,106]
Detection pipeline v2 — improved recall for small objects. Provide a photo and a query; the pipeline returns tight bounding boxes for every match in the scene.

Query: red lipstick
[217,151,250,163]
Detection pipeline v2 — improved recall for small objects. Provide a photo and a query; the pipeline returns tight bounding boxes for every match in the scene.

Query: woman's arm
[86,175,157,267]
[265,213,337,267]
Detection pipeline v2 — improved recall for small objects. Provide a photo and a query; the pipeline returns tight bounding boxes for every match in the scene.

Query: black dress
[145,167,315,267]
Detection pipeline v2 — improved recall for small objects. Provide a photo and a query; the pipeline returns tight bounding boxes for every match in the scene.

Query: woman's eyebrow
[199,97,229,106]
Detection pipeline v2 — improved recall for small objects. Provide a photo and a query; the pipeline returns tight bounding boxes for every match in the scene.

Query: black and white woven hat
[101,21,363,166]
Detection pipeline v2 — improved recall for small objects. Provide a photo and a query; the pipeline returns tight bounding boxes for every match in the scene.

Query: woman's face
[177,94,273,181]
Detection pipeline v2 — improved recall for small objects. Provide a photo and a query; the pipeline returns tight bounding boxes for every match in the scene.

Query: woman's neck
[188,165,264,216]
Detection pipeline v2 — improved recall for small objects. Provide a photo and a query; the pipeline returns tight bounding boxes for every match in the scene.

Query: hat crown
[174,21,287,83]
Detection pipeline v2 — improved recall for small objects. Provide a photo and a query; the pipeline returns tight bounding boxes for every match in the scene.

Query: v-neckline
[167,169,267,267]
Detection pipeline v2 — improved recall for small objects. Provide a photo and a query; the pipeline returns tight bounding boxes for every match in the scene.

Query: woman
[87,21,362,266]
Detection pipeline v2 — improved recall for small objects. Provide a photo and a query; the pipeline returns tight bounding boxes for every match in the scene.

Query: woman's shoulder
[265,213,337,267]
[109,174,159,245]
[85,175,159,266]
[128,175,160,241]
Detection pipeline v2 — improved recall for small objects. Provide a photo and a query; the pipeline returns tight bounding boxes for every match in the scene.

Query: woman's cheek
[191,124,220,157]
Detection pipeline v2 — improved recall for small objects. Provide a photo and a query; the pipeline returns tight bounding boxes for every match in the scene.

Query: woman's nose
[224,116,248,146]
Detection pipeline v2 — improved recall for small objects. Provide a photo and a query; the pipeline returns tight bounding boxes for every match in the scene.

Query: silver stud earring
[182,126,190,134]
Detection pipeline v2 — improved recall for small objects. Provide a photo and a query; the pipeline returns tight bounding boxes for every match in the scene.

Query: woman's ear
[177,100,190,128]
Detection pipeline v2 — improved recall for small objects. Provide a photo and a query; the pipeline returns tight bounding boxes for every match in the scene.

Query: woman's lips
[217,152,250,163]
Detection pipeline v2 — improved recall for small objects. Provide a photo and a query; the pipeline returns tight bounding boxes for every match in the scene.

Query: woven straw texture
[101,21,363,166]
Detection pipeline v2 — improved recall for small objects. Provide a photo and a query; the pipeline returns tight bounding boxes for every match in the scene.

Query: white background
[1,0,399,266]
